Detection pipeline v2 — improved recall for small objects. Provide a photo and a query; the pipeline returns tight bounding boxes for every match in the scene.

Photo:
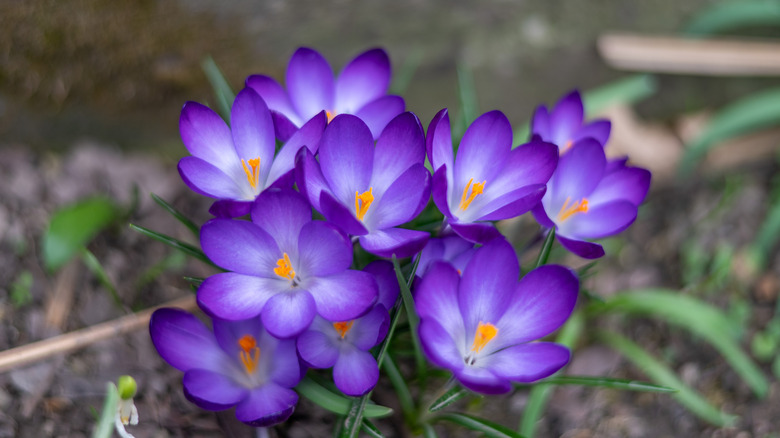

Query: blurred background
[2,0,780,437]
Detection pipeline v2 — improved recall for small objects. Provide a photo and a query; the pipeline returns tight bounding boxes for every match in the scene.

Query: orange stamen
[273,253,296,280]
[556,196,589,222]
[355,188,374,221]
[459,178,486,211]
[241,157,261,189]
[562,139,573,153]
[333,320,355,339]
[326,110,337,123]
[470,322,498,353]
[238,334,260,374]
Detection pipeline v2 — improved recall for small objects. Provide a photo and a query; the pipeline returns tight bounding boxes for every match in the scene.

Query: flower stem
[534,228,556,268]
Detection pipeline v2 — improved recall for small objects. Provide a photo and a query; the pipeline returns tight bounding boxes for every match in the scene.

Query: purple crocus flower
[415,238,578,394]
[531,90,611,152]
[197,189,377,338]
[428,109,559,244]
[178,87,326,217]
[532,139,651,259]
[296,112,431,258]
[296,260,398,396]
[415,234,477,277]
[149,308,301,427]
[247,47,404,141]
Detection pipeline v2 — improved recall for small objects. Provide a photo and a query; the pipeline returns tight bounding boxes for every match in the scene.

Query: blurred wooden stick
[598,33,780,76]
[0,295,197,373]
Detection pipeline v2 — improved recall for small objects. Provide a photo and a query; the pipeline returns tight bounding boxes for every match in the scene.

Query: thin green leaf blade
[429,385,471,412]
[81,249,122,308]
[593,289,768,397]
[128,223,215,267]
[151,193,199,236]
[685,0,780,36]
[599,330,738,426]
[680,88,780,174]
[539,376,676,393]
[201,56,236,123]
[296,377,392,419]
[434,412,525,438]
[43,197,120,272]
[361,419,385,438]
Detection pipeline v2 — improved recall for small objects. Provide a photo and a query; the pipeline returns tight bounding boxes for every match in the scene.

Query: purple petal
[297,221,352,276]
[208,200,252,218]
[320,190,369,236]
[235,383,298,427]
[416,262,464,338]
[359,228,430,258]
[369,164,431,229]
[250,189,312,253]
[531,204,555,229]
[449,222,501,244]
[149,308,227,373]
[262,290,317,338]
[354,95,406,139]
[459,239,519,336]
[178,157,245,200]
[557,235,605,259]
[212,316,263,359]
[349,306,390,350]
[453,111,512,196]
[307,270,377,321]
[530,105,551,141]
[333,348,379,396]
[574,119,611,146]
[477,184,546,221]
[230,88,275,185]
[588,167,651,207]
[295,147,330,212]
[183,369,248,411]
[485,141,558,200]
[267,111,328,184]
[548,138,606,205]
[271,111,299,142]
[297,329,339,368]
[564,201,637,239]
[371,112,425,191]
[267,337,303,387]
[487,343,570,383]
[419,319,465,372]
[495,265,578,346]
[336,48,391,113]
[427,109,454,173]
[432,165,453,219]
[245,74,297,123]
[197,273,279,320]
[201,219,279,275]
[454,365,511,395]
[550,90,584,147]
[363,260,399,309]
[286,48,334,122]
[180,101,239,170]
[319,114,374,204]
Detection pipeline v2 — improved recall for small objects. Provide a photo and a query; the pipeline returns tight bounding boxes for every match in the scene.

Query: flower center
[241,157,261,189]
[470,321,498,354]
[459,178,486,211]
[556,196,589,222]
[333,320,355,339]
[326,110,337,123]
[562,139,573,153]
[355,188,374,221]
[273,253,296,281]
[238,334,260,374]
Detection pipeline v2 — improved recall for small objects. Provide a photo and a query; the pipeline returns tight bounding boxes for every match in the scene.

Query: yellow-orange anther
[470,322,498,353]
[459,178,486,211]
[333,320,355,339]
[556,196,589,222]
[326,110,337,123]
[562,139,573,153]
[355,188,374,221]
[238,334,260,374]
[241,157,261,189]
[273,253,296,280]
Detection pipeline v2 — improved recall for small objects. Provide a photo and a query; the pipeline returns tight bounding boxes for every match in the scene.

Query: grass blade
[434,412,525,438]
[599,330,738,426]
[129,223,215,267]
[81,249,122,308]
[295,377,392,418]
[201,56,235,123]
[383,354,415,417]
[538,376,676,393]
[361,419,385,438]
[428,385,471,412]
[151,193,199,236]
[534,228,555,268]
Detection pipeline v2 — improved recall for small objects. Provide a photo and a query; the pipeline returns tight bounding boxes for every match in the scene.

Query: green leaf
[360,419,385,438]
[129,223,215,267]
[10,271,33,308]
[680,88,780,174]
[91,382,119,438]
[592,289,768,397]
[151,193,199,236]
[295,377,392,419]
[392,255,425,374]
[513,74,656,145]
[685,0,780,36]
[746,197,780,272]
[383,354,415,416]
[534,228,555,268]
[538,376,676,393]
[428,385,472,412]
[433,412,525,438]
[201,56,235,123]
[43,197,120,272]
[598,330,738,426]
[456,64,479,137]
[81,249,122,308]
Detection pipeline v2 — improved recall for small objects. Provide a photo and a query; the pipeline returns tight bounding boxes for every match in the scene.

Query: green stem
[534,228,556,268]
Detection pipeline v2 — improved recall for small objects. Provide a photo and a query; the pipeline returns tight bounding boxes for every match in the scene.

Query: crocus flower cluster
[151,46,651,428]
